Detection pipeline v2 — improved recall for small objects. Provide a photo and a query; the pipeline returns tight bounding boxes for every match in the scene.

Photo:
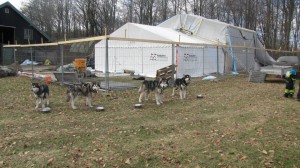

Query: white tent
[95,14,275,77]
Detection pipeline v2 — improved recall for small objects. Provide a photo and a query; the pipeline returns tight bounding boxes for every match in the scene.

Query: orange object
[74,58,86,68]
[44,76,52,84]
[74,58,87,74]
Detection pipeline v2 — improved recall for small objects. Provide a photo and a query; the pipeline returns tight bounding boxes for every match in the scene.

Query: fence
[2,35,300,91]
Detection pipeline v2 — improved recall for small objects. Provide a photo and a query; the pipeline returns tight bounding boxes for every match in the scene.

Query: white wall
[95,40,173,77]
[95,40,226,78]
[177,46,225,77]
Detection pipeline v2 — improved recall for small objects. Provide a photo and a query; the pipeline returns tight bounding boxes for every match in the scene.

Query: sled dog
[138,78,168,105]
[171,74,191,99]
[31,83,50,109]
[66,82,101,109]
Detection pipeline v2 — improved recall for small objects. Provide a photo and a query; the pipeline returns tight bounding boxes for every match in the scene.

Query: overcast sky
[0,0,25,10]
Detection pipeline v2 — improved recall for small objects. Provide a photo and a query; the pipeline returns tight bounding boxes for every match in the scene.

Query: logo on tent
[183,53,197,62]
[150,53,168,62]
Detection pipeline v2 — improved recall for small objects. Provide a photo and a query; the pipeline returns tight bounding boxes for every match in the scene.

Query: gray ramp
[101,81,138,91]
[53,72,81,84]
[249,71,266,83]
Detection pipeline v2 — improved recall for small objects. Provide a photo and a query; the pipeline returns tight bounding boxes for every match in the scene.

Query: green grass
[0,75,300,167]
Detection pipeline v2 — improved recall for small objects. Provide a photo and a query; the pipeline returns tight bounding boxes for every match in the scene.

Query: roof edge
[0,1,52,41]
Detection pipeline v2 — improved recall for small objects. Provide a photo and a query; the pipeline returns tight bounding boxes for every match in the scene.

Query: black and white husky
[31,83,50,109]
[66,82,101,109]
[171,74,191,99]
[138,78,169,105]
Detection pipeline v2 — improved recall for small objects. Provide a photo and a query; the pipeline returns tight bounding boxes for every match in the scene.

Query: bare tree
[21,0,56,41]
[294,1,300,50]
[20,0,299,50]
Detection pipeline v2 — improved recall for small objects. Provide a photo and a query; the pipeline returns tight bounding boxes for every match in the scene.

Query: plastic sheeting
[158,14,230,44]
[276,56,299,66]
[95,14,276,77]
[20,59,39,65]
[158,14,276,68]
[95,42,173,77]
[202,76,217,81]
[177,46,224,77]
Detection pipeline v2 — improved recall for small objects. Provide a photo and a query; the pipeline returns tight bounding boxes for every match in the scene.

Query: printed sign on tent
[150,53,168,62]
[183,53,198,62]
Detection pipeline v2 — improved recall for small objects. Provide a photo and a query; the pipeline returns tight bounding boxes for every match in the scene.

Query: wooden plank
[156,64,176,80]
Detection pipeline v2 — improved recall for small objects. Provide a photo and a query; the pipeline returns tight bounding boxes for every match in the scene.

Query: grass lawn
[0,74,299,167]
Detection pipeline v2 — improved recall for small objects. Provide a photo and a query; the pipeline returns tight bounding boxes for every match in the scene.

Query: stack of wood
[156,65,176,80]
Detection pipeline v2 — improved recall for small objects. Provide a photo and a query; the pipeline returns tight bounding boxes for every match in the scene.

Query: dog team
[31,74,192,109]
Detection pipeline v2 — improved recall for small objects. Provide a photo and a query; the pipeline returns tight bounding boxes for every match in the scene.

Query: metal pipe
[60,45,64,85]
[172,44,175,79]
[105,37,109,91]
[217,40,219,75]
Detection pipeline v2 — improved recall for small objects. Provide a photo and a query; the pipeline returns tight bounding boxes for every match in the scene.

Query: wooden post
[27,37,34,79]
